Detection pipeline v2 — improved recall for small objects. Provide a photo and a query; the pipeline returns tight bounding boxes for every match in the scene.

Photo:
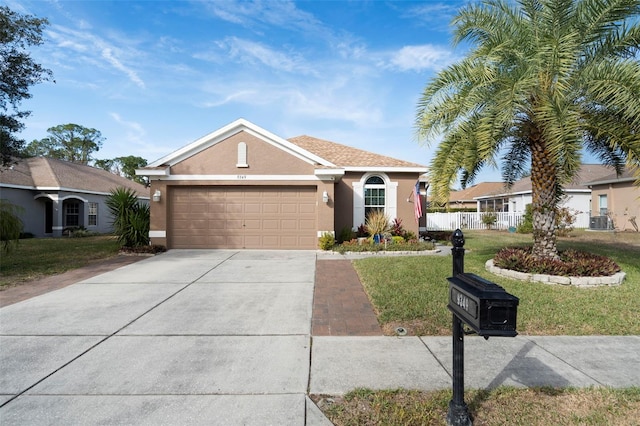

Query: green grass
[353,230,640,335]
[315,387,640,426]
[0,236,121,287]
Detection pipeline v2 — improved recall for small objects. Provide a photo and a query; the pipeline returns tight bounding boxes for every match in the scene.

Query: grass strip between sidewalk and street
[313,386,640,426]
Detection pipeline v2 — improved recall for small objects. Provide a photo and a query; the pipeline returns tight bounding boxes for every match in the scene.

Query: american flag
[414,181,422,223]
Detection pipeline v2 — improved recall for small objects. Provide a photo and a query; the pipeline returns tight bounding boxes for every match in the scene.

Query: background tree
[0,6,53,167]
[24,123,104,164]
[95,155,148,185]
[415,0,640,260]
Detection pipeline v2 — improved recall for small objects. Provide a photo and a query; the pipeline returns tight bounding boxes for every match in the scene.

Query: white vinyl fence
[425,212,591,231]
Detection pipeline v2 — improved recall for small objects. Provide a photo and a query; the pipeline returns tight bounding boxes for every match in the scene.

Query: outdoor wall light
[322,190,329,203]
[152,190,161,202]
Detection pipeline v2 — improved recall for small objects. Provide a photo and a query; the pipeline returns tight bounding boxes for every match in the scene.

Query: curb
[485,259,626,286]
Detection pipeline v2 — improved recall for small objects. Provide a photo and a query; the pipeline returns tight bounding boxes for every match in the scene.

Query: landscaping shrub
[517,204,534,233]
[493,246,621,277]
[318,232,336,250]
[105,187,150,248]
[0,200,24,253]
[482,211,497,229]
[337,226,355,244]
[334,239,435,254]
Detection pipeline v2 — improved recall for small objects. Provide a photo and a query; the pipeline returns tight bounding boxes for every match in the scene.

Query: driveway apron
[0,250,319,425]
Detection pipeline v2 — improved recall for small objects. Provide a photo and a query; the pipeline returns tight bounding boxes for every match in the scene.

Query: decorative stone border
[485,259,625,287]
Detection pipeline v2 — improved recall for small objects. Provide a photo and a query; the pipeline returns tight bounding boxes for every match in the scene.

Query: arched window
[364,175,385,218]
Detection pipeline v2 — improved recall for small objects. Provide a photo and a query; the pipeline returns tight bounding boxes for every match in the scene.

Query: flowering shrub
[493,247,621,277]
[334,238,435,254]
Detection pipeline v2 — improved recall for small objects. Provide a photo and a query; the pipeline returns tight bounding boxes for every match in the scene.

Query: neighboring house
[0,157,149,237]
[474,164,614,215]
[586,168,640,231]
[136,119,428,249]
[447,182,505,210]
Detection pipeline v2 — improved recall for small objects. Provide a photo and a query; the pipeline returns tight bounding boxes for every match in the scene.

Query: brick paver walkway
[312,259,383,336]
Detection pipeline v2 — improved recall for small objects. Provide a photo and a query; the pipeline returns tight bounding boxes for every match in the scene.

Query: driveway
[0,250,329,425]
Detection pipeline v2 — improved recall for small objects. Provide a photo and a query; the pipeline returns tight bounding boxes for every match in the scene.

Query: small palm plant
[365,210,391,241]
[105,187,149,248]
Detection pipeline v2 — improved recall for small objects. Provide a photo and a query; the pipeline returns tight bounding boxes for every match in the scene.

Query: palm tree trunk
[530,134,560,260]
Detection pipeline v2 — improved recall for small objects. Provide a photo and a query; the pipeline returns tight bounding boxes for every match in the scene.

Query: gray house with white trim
[0,157,149,237]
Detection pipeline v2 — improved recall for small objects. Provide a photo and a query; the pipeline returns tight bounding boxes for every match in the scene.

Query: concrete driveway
[0,250,329,425]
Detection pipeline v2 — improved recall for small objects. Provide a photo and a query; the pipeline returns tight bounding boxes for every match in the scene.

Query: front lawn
[353,230,640,336]
[0,236,121,288]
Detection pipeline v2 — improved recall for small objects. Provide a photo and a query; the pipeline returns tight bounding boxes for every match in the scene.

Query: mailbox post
[446,229,519,426]
[447,229,471,426]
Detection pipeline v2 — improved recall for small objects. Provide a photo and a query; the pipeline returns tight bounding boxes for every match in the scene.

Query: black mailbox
[447,273,519,337]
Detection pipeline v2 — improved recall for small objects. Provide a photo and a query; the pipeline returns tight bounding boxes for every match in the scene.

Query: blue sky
[10,0,507,185]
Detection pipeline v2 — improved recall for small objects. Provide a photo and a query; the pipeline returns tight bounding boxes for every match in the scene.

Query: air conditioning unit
[589,216,611,230]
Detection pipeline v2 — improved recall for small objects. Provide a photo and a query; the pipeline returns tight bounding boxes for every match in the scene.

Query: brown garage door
[169,186,317,249]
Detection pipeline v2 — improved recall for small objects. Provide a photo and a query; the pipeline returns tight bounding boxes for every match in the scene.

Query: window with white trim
[88,202,98,226]
[364,176,385,218]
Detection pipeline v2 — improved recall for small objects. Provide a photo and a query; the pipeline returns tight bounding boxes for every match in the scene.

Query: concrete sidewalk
[1,250,639,425]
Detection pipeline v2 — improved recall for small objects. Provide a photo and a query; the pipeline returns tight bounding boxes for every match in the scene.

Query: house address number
[237,175,247,180]
[450,287,478,319]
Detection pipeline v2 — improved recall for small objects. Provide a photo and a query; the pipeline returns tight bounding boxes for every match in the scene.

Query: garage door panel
[225,219,243,229]
[169,186,317,249]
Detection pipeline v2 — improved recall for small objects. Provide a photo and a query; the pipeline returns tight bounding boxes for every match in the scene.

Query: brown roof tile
[0,157,148,198]
[449,182,506,202]
[479,164,617,197]
[288,135,426,168]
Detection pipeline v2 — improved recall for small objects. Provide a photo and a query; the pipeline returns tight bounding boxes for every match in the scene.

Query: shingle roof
[476,164,616,198]
[585,167,639,185]
[0,157,149,198]
[449,182,506,202]
[288,135,426,169]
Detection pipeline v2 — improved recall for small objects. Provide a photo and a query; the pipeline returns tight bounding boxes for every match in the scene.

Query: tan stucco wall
[590,182,640,231]
[170,131,314,175]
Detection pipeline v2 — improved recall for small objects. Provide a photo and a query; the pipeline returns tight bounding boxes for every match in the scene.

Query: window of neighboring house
[65,202,79,227]
[88,202,98,226]
[599,195,608,216]
[364,176,385,218]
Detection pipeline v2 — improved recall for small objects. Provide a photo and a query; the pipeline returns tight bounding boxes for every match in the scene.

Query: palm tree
[415,0,640,260]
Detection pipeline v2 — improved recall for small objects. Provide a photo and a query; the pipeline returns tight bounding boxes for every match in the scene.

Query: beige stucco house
[136,119,428,249]
[586,168,640,231]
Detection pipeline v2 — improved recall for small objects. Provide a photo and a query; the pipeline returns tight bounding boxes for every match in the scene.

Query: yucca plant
[365,210,391,238]
[0,200,24,253]
[105,187,149,247]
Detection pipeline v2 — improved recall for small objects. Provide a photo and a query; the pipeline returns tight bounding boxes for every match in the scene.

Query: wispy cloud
[45,25,146,89]
[388,44,458,72]
[214,36,314,75]
[109,112,146,144]
[203,0,322,34]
